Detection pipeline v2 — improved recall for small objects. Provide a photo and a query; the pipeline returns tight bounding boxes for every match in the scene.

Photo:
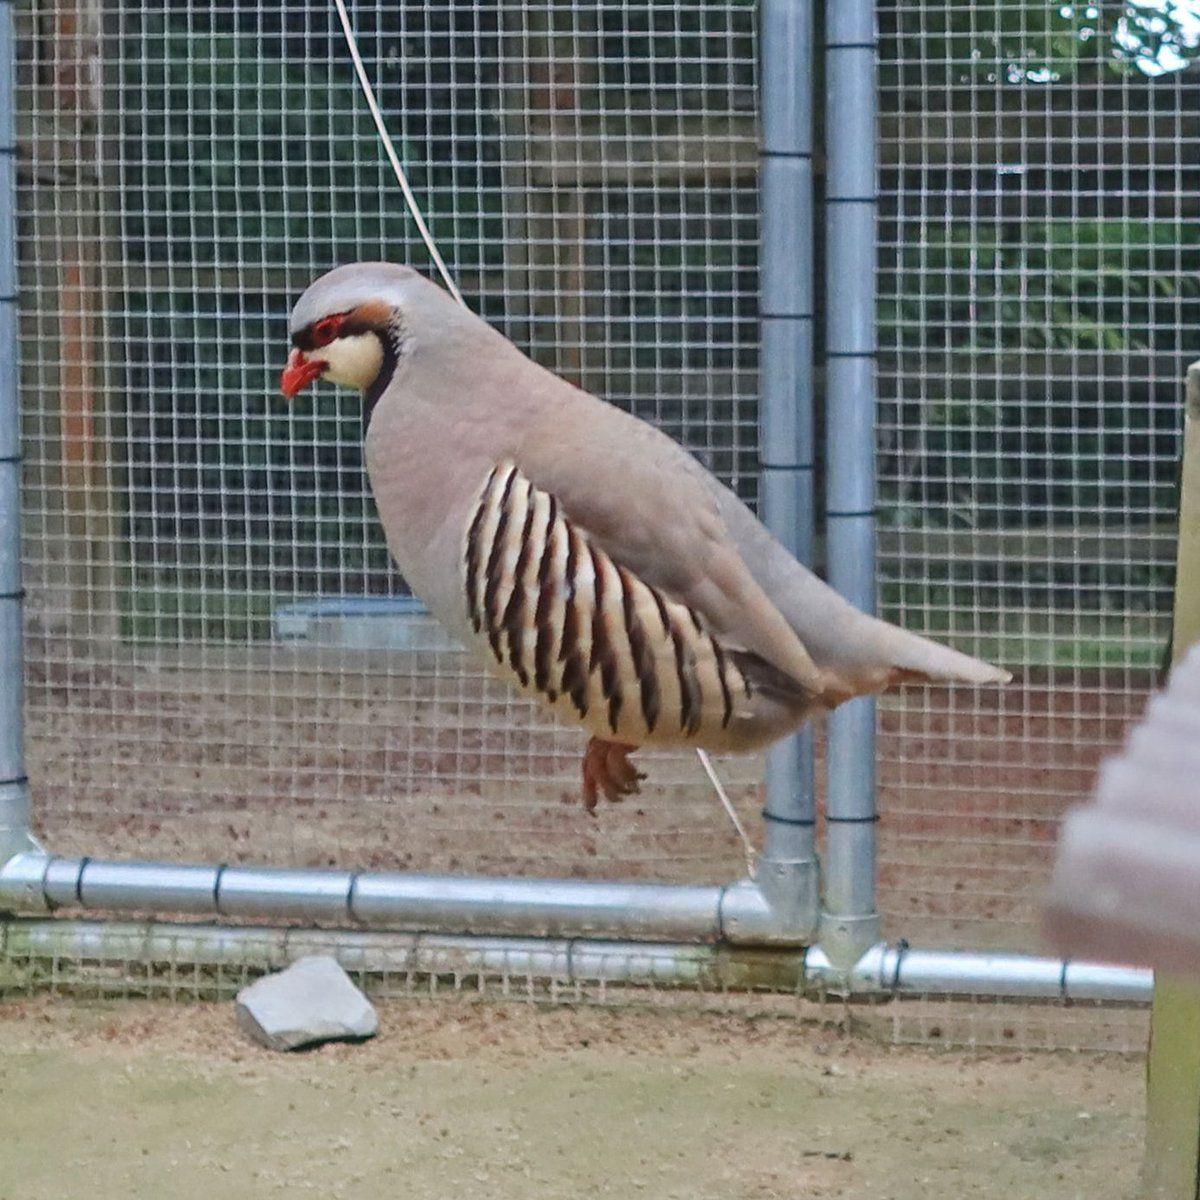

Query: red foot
[581,738,646,815]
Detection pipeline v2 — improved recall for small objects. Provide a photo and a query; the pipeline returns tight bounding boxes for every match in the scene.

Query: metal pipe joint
[0,852,817,948]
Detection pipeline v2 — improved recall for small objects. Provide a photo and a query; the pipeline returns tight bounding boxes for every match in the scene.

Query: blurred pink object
[1046,642,1200,975]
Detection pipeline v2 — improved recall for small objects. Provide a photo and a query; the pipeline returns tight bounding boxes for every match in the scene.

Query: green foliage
[877,216,1194,540]
[123,20,408,267]
[885,2,1101,90]
[120,12,508,271]
[882,0,1200,88]
[883,219,1200,353]
[596,0,756,109]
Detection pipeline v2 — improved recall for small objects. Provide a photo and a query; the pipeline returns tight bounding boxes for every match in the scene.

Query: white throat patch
[311,332,385,391]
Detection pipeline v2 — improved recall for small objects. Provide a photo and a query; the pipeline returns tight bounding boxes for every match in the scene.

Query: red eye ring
[312,314,345,347]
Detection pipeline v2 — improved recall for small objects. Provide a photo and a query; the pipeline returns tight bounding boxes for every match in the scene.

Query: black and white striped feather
[463,462,782,749]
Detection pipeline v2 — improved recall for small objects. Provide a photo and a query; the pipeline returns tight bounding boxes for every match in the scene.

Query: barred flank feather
[464,462,751,745]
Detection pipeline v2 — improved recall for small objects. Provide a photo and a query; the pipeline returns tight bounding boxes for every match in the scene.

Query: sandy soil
[0,994,1144,1200]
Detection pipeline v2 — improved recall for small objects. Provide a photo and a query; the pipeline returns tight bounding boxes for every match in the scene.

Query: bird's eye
[312,315,344,347]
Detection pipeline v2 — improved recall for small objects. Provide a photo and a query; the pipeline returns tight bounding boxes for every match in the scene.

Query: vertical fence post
[819,0,880,968]
[1139,362,1200,1200]
[756,0,818,934]
[0,0,32,863]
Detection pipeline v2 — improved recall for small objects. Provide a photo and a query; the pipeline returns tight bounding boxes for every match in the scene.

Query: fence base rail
[0,852,811,947]
[0,852,1153,1005]
[0,918,1153,1004]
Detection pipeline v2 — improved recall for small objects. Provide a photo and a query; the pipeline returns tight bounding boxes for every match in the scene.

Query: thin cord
[332,0,753,869]
[696,749,757,878]
[331,0,465,307]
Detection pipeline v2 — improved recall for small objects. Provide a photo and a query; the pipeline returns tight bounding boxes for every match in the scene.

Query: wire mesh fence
[10,0,1198,1039]
[874,0,1197,954]
[0,916,1151,1051]
[17,0,764,884]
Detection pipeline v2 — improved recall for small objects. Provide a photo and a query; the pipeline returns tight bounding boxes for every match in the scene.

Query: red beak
[280,348,327,398]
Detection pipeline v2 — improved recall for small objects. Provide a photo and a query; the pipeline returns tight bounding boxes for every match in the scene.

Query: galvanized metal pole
[0,0,32,864]
[756,0,818,939]
[819,0,881,969]
[0,917,1154,1005]
[0,853,801,946]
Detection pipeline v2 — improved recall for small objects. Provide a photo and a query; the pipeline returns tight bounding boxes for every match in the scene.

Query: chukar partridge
[281,263,1010,812]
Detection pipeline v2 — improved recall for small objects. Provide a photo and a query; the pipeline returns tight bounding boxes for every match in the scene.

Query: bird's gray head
[281,262,432,399]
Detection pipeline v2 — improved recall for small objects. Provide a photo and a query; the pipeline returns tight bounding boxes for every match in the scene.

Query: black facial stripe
[362,332,400,433]
[341,312,385,339]
[299,299,401,343]
[292,308,356,352]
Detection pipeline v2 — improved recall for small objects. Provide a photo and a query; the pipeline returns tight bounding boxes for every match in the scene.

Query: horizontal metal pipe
[0,853,802,945]
[804,943,1152,1003]
[0,919,804,992]
[219,865,355,922]
[348,870,724,941]
[0,855,1157,1000]
[1064,959,1152,1004]
[0,917,1150,1005]
[71,860,222,911]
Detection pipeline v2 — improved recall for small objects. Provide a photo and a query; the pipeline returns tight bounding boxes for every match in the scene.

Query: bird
[281,263,1011,813]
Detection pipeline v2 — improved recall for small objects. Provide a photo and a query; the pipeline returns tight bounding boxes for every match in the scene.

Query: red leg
[602,741,646,795]
[582,739,604,815]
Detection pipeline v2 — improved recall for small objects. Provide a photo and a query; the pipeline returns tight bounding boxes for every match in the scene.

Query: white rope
[696,749,757,878]
[330,0,465,307]
[333,0,754,868]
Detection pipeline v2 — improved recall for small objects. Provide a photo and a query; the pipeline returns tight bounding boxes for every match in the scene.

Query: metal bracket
[816,909,882,975]
[716,846,820,947]
[0,779,39,867]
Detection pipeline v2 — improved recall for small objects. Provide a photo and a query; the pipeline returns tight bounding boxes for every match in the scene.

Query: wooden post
[1141,361,1200,1199]
[50,1,117,638]
[496,10,535,349]
[519,10,596,388]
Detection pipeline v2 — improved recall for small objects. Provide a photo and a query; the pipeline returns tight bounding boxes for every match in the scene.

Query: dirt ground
[0,994,1143,1200]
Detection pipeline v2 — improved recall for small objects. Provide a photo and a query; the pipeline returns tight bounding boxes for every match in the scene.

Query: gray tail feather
[855,612,1012,688]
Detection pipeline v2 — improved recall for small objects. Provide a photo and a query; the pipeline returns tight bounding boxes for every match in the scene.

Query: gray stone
[235,955,378,1051]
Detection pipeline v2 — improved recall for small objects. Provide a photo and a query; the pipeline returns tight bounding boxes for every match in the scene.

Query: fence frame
[756,0,820,942]
[0,0,34,867]
[0,0,1156,1008]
